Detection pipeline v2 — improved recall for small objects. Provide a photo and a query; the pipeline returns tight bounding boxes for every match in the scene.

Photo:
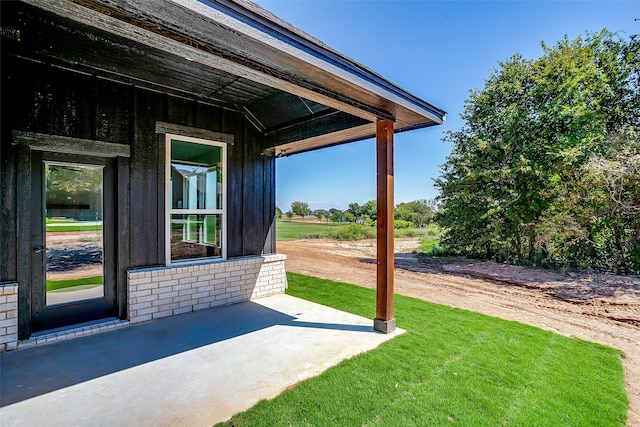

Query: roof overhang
[5,0,445,155]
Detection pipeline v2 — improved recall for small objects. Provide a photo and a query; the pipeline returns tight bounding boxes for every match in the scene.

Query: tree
[347,201,376,224]
[329,208,344,223]
[436,30,639,271]
[285,211,293,221]
[395,199,436,227]
[581,127,640,271]
[275,206,283,219]
[346,203,362,223]
[315,210,325,222]
[344,211,356,223]
[291,201,311,222]
[362,200,377,223]
[436,53,541,260]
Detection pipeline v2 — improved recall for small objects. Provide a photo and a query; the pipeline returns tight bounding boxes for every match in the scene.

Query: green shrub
[416,238,458,258]
[396,229,419,238]
[394,219,413,229]
[394,224,445,240]
[329,223,376,241]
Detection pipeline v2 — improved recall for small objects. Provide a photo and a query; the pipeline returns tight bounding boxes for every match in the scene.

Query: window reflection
[45,163,104,305]
[170,214,222,261]
[168,137,225,262]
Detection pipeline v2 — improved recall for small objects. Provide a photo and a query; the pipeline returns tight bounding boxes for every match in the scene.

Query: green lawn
[276,219,347,240]
[219,273,628,427]
[45,218,79,224]
[46,275,103,291]
[46,219,102,233]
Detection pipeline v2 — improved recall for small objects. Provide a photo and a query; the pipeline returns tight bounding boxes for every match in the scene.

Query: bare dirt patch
[278,238,640,426]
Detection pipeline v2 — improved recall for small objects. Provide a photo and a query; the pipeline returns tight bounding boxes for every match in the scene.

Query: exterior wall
[127,255,287,324]
[1,56,277,276]
[0,283,19,352]
[1,51,277,340]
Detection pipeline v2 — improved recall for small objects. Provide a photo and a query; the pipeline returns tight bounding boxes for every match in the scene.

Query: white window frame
[165,133,227,265]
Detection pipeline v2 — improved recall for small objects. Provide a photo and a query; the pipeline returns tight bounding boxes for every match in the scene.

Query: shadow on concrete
[1,300,371,406]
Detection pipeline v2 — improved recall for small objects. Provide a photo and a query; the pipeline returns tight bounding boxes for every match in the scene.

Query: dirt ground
[278,238,640,426]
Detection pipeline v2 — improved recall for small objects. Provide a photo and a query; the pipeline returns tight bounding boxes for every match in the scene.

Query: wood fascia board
[270,118,441,156]
[172,0,445,125]
[271,124,375,156]
[22,0,382,123]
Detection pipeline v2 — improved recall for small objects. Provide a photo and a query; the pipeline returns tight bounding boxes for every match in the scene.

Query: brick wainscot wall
[0,283,19,352]
[127,254,287,323]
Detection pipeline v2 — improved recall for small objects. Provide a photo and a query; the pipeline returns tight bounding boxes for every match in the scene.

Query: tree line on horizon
[277,199,437,229]
[435,30,639,274]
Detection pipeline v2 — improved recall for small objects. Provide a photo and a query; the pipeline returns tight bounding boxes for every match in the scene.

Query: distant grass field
[219,273,629,427]
[276,218,444,243]
[276,219,346,241]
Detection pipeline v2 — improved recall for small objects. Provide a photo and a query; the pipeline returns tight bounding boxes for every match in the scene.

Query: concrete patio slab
[1,294,404,426]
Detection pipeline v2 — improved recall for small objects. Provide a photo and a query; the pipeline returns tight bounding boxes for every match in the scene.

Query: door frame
[30,152,117,332]
[14,132,131,340]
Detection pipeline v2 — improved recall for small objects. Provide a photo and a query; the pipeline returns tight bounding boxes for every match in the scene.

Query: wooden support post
[374,119,396,334]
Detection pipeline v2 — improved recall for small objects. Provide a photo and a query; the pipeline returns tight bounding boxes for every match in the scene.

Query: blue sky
[254,1,639,212]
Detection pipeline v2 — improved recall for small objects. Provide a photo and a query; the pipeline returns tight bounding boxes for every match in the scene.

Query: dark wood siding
[130,88,164,267]
[226,111,245,258]
[1,54,277,290]
[95,80,133,144]
[242,123,266,256]
[263,154,277,254]
[0,115,17,283]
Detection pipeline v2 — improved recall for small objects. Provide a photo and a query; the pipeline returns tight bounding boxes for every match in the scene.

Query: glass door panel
[44,163,105,306]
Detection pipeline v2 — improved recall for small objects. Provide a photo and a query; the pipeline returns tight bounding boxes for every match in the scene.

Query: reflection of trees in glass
[46,164,102,194]
[45,164,103,221]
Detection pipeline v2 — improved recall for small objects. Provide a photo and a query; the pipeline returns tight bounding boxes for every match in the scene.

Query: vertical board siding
[4,57,50,134]
[116,157,131,319]
[0,146,17,281]
[242,124,265,255]
[194,101,222,131]
[131,88,165,267]
[1,56,275,309]
[46,67,94,140]
[95,80,132,144]
[166,95,195,127]
[0,57,18,280]
[263,154,276,254]
[225,110,245,258]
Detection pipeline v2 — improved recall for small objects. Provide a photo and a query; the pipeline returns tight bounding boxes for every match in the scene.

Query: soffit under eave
[13,0,443,150]
[8,0,375,135]
[169,0,445,125]
[54,0,445,127]
[23,0,392,124]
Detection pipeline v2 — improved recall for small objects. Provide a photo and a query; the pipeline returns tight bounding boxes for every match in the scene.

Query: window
[166,134,226,263]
